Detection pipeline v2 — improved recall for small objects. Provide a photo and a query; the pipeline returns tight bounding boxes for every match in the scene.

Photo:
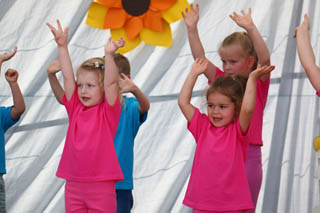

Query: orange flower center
[122,0,151,16]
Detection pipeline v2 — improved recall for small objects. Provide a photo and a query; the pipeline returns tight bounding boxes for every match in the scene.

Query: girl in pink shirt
[47,20,124,212]
[295,14,320,97]
[182,5,271,212]
[178,58,274,212]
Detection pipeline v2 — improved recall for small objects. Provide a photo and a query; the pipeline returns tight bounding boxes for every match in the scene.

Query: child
[182,5,271,212]
[294,14,320,96]
[0,47,25,212]
[178,58,274,212]
[47,54,150,213]
[47,20,124,212]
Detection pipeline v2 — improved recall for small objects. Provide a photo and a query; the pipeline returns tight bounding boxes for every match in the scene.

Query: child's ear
[247,56,255,69]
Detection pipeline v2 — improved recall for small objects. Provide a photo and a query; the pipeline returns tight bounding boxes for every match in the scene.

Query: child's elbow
[17,104,26,116]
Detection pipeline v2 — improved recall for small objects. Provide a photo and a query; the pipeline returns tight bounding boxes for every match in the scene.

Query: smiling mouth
[82,97,90,102]
[213,117,222,122]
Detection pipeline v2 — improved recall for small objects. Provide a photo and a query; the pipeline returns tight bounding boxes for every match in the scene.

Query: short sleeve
[236,120,248,160]
[257,77,270,106]
[104,95,122,136]
[215,67,225,78]
[126,98,148,129]
[208,67,225,85]
[0,106,19,132]
[187,108,209,143]
[62,87,80,118]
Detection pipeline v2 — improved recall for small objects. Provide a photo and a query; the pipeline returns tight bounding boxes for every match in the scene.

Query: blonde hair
[77,57,105,88]
[219,32,258,70]
[207,74,248,119]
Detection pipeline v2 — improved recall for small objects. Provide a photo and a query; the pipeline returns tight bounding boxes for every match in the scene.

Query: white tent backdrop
[0,0,319,212]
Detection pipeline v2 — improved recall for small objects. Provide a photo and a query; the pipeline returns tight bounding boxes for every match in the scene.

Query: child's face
[219,44,253,76]
[77,69,104,107]
[207,92,235,127]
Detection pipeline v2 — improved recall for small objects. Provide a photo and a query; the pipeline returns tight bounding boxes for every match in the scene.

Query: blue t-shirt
[114,97,148,190]
[0,106,19,174]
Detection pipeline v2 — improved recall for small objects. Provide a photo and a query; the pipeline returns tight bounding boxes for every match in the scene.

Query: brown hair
[207,74,248,119]
[78,57,105,88]
[219,32,258,70]
[113,53,130,76]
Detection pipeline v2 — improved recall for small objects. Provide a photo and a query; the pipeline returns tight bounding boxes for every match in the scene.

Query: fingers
[5,69,18,78]
[195,58,208,67]
[256,65,275,74]
[120,73,128,80]
[7,47,17,59]
[46,22,55,30]
[293,28,297,38]
[64,27,69,35]
[195,3,199,12]
[57,19,63,31]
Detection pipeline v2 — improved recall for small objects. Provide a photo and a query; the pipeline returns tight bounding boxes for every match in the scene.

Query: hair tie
[94,61,99,68]
[101,65,105,70]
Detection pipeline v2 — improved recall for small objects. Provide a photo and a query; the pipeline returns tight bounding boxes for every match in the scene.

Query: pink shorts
[193,210,245,213]
[65,180,116,213]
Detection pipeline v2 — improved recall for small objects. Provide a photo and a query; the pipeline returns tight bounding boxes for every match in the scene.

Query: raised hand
[229,8,254,30]
[250,64,275,80]
[5,69,19,83]
[181,3,199,30]
[105,37,125,55]
[294,14,310,38]
[46,20,69,47]
[191,58,208,76]
[0,46,17,64]
[119,73,136,94]
[47,60,61,74]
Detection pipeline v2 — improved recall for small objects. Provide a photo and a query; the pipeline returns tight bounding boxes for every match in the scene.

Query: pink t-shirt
[215,67,270,146]
[56,87,123,182]
[183,109,253,211]
[317,90,320,97]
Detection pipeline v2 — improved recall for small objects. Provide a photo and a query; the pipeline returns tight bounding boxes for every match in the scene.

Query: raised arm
[178,58,208,122]
[119,73,150,114]
[104,37,125,106]
[46,20,75,100]
[47,60,64,104]
[5,69,25,120]
[0,46,17,73]
[182,4,217,82]
[294,14,320,92]
[230,8,271,81]
[239,65,274,134]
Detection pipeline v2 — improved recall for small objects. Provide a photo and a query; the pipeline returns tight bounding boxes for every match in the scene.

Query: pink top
[215,67,270,146]
[183,109,253,211]
[317,90,320,97]
[56,87,123,182]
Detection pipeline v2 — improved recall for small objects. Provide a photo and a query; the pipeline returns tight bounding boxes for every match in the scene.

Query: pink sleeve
[103,95,122,138]
[215,67,225,78]
[62,87,80,118]
[236,120,248,161]
[317,90,320,97]
[257,77,270,107]
[208,67,225,85]
[187,108,208,144]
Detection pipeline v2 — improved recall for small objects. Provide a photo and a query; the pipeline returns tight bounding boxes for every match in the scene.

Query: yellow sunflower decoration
[86,0,190,53]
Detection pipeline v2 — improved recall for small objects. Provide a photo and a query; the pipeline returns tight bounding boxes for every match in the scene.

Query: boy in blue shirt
[0,47,26,212]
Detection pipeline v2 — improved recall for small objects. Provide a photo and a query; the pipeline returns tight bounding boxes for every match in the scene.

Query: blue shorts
[116,189,133,213]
